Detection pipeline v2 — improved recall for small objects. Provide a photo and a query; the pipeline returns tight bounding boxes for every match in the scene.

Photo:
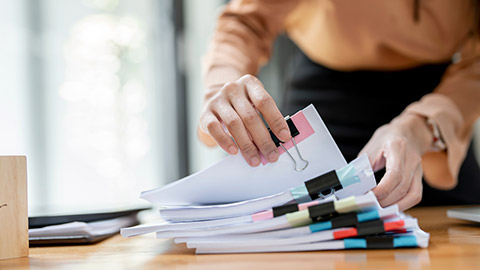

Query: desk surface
[1,206,480,270]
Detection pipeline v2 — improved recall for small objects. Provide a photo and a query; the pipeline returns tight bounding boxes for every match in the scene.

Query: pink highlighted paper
[251,211,274,222]
[260,111,315,165]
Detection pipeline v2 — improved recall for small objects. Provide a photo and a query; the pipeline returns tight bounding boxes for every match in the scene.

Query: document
[122,104,430,254]
[157,154,375,222]
[195,229,430,254]
[156,191,385,239]
[174,205,398,243]
[184,217,419,249]
[141,105,349,205]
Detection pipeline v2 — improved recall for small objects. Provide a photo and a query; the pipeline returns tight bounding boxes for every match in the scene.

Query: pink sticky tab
[260,111,315,165]
[252,210,274,222]
[298,200,320,211]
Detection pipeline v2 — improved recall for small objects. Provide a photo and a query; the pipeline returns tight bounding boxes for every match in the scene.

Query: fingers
[197,126,218,147]
[359,125,387,172]
[241,75,291,142]
[359,143,385,172]
[214,103,262,167]
[230,95,280,163]
[396,165,423,211]
[372,138,420,207]
[372,138,406,203]
[200,112,238,154]
[200,74,289,166]
[362,121,425,210]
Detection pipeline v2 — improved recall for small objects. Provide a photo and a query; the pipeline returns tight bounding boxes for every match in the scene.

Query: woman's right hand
[198,74,291,167]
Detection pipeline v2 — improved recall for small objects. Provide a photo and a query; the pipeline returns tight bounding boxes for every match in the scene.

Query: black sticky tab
[272,203,299,217]
[366,235,395,249]
[308,201,335,221]
[268,116,300,147]
[356,220,385,236]
[304,170,340,200]
[331,213,358,228]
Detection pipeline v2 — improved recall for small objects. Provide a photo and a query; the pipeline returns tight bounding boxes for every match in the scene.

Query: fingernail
[250,156,260,167]
[267,150,279,163]
[279,129,290,141]
[228,146,238,155]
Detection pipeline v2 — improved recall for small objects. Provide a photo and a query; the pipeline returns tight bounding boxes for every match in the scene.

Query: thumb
[359,145,385,172]
[371,152,386,172]
[197,126,218,147]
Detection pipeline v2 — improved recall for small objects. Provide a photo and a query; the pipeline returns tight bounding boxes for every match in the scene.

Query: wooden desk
[1,206,479,270]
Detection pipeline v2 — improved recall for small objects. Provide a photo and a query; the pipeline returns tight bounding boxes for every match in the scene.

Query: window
[0,0,228,212]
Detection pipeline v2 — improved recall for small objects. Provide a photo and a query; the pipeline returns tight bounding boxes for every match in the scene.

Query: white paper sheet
[157,154,376,222]
[141,105,350,205]
[177,204,399,244]
[186,218,419,249]
[158,191,295,222]
[194,229,430,254]
[156,192,384,239]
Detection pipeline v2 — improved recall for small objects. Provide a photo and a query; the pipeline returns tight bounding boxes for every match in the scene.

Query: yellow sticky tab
[334,196,358,213]
[286,210,312,227]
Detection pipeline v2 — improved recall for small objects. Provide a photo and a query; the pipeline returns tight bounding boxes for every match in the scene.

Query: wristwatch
[426,118,446,152]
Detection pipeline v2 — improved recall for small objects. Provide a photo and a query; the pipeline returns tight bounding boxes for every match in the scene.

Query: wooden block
[0,156,28,260]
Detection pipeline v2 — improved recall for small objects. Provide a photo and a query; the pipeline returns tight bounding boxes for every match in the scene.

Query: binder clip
[269,116,309,171]
[304,170,341,200]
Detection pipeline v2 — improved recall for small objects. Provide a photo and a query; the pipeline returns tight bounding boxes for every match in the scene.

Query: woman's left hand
[359,114,434,211]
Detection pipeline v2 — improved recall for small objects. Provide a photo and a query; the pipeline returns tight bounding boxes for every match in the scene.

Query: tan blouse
[203,0,480,189]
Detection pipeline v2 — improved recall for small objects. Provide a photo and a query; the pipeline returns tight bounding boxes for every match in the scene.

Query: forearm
[202,0,300,98]
[403,47,480,188]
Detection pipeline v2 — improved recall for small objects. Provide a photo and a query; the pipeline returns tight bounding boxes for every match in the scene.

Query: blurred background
[0,0,293,212]
[1,0,479,212]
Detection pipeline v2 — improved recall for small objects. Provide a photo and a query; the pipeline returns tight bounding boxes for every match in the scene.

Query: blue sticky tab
[357,210,380,223]
[344,239,367,249]
[290,185,310,202]
[336,164,361,187]
[393,236,418,248]
[340,175,361,187]
[336,164,355,181]
[309,221,332,232]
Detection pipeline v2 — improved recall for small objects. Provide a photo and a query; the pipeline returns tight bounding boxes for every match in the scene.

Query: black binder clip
[304,170,341,200]
[269,116,309,171]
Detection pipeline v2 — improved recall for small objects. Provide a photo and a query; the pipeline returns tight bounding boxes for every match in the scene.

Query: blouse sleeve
[202,0,300,92]
[404,37,480,189]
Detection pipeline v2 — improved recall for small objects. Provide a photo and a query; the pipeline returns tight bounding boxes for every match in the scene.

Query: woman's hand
[198,74,291,167]
[359,114,434,211]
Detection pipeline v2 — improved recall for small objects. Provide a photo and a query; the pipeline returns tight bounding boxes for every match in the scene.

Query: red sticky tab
[260,111,315,165]
[333,228,357,239]
[384,220,405,231]
[390,229,408,234]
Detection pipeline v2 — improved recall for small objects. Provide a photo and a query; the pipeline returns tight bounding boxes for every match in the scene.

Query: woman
[197,0,480,210]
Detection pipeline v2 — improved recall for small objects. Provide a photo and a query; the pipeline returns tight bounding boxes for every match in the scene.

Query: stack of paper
[122,105,429,253]
[30,214,139,245]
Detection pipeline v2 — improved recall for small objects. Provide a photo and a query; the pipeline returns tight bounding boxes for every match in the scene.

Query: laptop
[447,206,480,223]
[29,204,151,245]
